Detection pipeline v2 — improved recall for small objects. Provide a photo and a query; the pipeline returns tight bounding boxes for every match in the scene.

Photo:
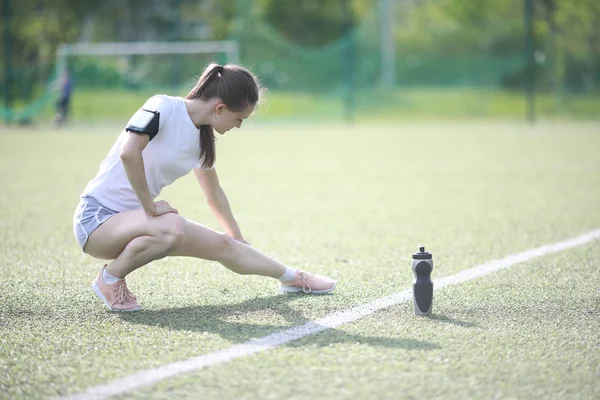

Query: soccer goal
[55,41,240,90]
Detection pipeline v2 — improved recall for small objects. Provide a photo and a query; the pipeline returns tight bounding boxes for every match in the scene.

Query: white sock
[102,267,121,284]
[278,267,297,282]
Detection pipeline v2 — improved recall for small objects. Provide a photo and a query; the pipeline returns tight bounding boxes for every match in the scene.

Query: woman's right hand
[146,200,178,217]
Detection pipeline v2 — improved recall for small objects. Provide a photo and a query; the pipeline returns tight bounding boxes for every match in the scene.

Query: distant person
[73,63,336,311]
[55,70,73,127]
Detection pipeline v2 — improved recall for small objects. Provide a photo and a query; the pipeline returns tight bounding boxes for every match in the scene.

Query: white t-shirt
[81,95,212,212]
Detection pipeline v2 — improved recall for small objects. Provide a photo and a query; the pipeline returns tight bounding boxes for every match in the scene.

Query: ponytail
[186,64,222,169]
[198,125,215,169]
[186,63,222,101]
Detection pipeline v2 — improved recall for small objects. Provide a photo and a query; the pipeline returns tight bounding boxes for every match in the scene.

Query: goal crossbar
[57,41,239,57]
[56,41,240,75]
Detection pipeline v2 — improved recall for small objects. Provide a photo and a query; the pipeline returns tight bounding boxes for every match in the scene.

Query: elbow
[120,148,139,163]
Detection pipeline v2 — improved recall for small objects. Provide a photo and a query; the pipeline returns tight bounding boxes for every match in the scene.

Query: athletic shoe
[91,266,142,311]
[280,270,336,294]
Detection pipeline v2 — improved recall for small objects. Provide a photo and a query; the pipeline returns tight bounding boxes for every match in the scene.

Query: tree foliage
[1,0,599,108]
[256,0,376,46]
[394,0,599,90]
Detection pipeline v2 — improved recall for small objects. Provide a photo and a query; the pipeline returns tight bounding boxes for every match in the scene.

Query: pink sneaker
[280,270,336,294]
[91,266,142,311]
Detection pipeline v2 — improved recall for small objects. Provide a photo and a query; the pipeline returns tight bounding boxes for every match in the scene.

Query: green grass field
[22,87,600,122]
[1,120,599,399]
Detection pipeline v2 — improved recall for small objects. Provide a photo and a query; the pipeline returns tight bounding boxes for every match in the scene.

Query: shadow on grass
[286,330,438,350]
[428,314,479,328]
[118,294,437,350]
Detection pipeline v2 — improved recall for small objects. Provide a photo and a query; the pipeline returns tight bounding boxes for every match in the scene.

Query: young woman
[73,63,336,311]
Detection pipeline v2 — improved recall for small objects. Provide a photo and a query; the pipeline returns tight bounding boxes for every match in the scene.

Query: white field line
[63,229,600,400]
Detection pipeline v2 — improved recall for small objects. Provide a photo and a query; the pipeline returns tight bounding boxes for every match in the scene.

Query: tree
[256,0,374,46]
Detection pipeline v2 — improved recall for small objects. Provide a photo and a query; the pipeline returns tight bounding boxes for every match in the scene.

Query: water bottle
[412,246,434,316]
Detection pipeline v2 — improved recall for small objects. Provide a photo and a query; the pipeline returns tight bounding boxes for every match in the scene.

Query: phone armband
[126,108,160,140]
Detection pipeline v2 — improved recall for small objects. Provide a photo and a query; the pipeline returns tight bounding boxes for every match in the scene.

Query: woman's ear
[215,104,227,115]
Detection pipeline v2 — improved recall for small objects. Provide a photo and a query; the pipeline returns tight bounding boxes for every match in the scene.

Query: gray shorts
[73,196,119,250]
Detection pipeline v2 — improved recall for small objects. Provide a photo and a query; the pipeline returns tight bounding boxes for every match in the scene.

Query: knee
[213,233,239,265]
[157,214,187,251]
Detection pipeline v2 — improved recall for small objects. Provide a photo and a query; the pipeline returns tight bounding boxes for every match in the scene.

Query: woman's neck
[184,98,220,128]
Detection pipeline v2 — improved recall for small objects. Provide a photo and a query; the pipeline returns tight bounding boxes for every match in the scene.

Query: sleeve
[194,162,215,170]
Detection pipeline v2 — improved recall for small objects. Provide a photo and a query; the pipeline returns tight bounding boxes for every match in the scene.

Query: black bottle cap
[413,246,432,260]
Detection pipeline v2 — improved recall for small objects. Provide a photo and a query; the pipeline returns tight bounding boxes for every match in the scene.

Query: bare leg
[85,210,187,278]
[84,209,285,279]
[168,220,287,279]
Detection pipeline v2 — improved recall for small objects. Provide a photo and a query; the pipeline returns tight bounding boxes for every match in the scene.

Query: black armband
[126,108,160,140]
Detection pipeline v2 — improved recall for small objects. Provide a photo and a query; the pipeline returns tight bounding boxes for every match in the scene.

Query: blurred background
[1,0,599,124]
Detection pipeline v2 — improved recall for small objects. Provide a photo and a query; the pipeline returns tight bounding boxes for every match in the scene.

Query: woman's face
[212,103,255,135]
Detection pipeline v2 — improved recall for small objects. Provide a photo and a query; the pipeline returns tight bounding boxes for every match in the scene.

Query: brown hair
[186,63,263,169]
